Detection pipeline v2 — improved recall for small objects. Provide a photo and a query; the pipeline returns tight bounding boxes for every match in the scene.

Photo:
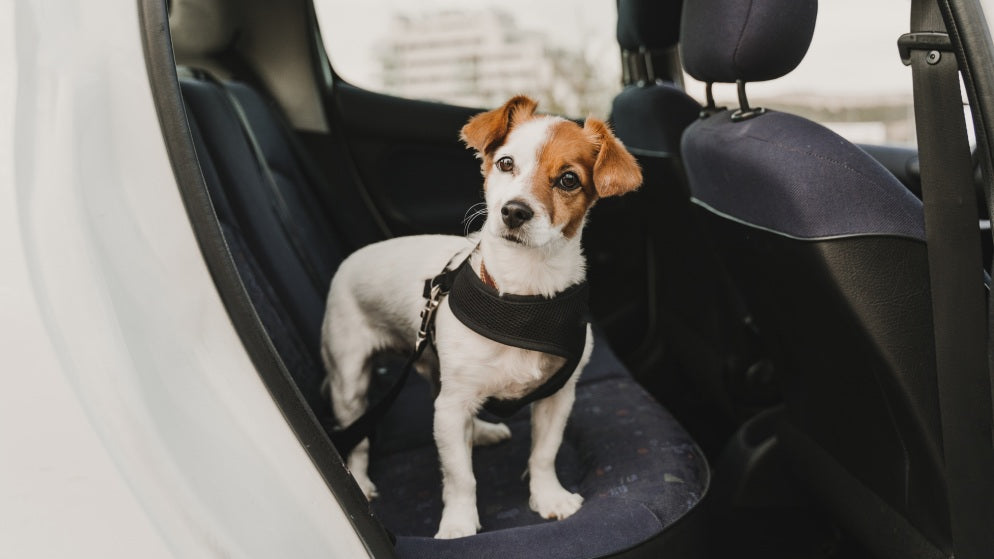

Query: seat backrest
[600,0,768,441]
[679,1,950,556]
[611,0,700,155]
[180,75,340,426]
[181,76,342,355]
[168,0,391,434]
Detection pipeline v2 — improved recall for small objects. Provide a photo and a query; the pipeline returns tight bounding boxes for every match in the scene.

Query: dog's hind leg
[472,418,511,446]
[321,304,379,500]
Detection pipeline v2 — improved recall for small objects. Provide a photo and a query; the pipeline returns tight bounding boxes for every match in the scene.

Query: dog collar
[479,259,498,289]
[446,259,590,417]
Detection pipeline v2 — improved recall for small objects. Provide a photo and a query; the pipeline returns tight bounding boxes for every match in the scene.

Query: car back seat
[171,12,709,558]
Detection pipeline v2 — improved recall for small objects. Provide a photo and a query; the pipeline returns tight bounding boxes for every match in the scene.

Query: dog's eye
[557,172,580,190]
[496,157,514,173]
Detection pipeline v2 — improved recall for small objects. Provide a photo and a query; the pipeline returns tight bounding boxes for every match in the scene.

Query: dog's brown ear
[584,118,642,198]
[460,95,538,156]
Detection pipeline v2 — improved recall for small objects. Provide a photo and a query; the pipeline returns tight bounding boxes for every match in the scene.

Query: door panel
[329,83,484,236]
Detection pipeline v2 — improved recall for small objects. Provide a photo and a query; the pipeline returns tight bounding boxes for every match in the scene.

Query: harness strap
[447,260,589,417]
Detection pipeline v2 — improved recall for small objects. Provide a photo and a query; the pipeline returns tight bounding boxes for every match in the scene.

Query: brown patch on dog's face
[530,120,600,238]
[460,95,538,173]
[525,119,642,239]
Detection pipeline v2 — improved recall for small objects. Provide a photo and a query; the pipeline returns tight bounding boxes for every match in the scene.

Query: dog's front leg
[434,394,481,539]
[528,326,592,520]
[528,375,584,520]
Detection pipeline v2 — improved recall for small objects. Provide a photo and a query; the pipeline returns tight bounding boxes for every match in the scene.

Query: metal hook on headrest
[699,82,728,119]
[731,80,767,122]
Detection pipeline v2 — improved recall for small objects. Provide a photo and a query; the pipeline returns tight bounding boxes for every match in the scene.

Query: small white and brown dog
[321,95,641,539]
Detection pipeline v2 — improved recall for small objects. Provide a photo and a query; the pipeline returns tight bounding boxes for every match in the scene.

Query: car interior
[141,0,994,557]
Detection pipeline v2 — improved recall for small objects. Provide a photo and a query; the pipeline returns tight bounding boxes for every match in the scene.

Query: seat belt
[904,1,994,555]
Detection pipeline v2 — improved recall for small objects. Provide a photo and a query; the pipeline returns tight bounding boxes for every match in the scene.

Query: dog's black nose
[501,200,533,229]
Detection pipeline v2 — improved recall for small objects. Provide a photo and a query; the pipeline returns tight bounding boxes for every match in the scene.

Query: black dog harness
[331,252,590,455]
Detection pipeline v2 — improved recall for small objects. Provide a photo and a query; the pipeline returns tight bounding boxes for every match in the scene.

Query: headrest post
[641,47,655,86]
[699,82,726,119]
[731,80,767,122]
[736,79,751,111]
[620,46,682,87]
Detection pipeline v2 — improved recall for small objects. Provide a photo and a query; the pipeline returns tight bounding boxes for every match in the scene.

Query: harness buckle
[416,281,444,350]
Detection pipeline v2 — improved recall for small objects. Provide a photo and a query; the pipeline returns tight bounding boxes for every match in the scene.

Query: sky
[314,0,926,105]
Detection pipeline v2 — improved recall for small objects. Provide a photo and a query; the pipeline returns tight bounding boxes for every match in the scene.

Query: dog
[321,95,642,539]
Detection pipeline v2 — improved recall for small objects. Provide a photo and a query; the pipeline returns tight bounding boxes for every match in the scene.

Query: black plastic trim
[946,1,994,258]
[136,1,396,557]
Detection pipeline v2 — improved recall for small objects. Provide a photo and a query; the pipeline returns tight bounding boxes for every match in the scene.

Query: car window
[685,0,916,146]
[313,0,621,118]
[316,0,931,147]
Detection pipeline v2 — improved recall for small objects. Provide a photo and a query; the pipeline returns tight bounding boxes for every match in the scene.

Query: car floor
[708,507,875,559]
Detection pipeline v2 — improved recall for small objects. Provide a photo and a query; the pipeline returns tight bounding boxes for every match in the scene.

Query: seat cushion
[368,335,709,559]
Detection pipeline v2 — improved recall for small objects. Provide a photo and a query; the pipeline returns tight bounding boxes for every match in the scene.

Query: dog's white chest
[433,304,567,402]
[483,343,566,400]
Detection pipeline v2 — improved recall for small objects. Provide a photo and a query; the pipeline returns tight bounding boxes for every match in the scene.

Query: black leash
[330,252,589,455]
[329,255,462,455]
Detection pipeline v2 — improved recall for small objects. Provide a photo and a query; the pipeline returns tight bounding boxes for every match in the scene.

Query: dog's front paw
[473,419,511,446]
[435,505,481,539]
[529,484,583,520]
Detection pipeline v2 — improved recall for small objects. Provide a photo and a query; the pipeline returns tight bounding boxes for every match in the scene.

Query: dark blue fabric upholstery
[372,339,708,559]
[610,84,701,155]
[617,0,683,51]
[682,110,925,240]
[179,73,709,558]
[681,0,818,83]
[183,101,337,425]
[181,78,343,357]
[612,0,700,155]
[677,3,952,551]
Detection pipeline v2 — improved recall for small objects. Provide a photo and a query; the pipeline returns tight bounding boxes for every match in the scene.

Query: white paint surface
[0,1,369,557]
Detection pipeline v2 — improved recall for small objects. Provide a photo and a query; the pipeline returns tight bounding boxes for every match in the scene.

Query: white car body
[0,1,368,557]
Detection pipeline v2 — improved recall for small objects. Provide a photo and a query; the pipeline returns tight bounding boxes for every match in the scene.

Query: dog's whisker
[462,202,487,223]
[463,209,487,226]
[462,204,488,235]
[464,211,487,235]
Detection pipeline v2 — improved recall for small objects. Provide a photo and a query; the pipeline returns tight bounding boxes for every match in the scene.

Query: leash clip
[416,280,445,350]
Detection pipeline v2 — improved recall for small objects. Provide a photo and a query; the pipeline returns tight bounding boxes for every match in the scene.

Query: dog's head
[461,95,642,248]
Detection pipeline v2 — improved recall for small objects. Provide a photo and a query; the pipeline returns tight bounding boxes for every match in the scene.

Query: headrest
[681,0,818,83]
[617,0,683,51]
[168,0,241,61]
